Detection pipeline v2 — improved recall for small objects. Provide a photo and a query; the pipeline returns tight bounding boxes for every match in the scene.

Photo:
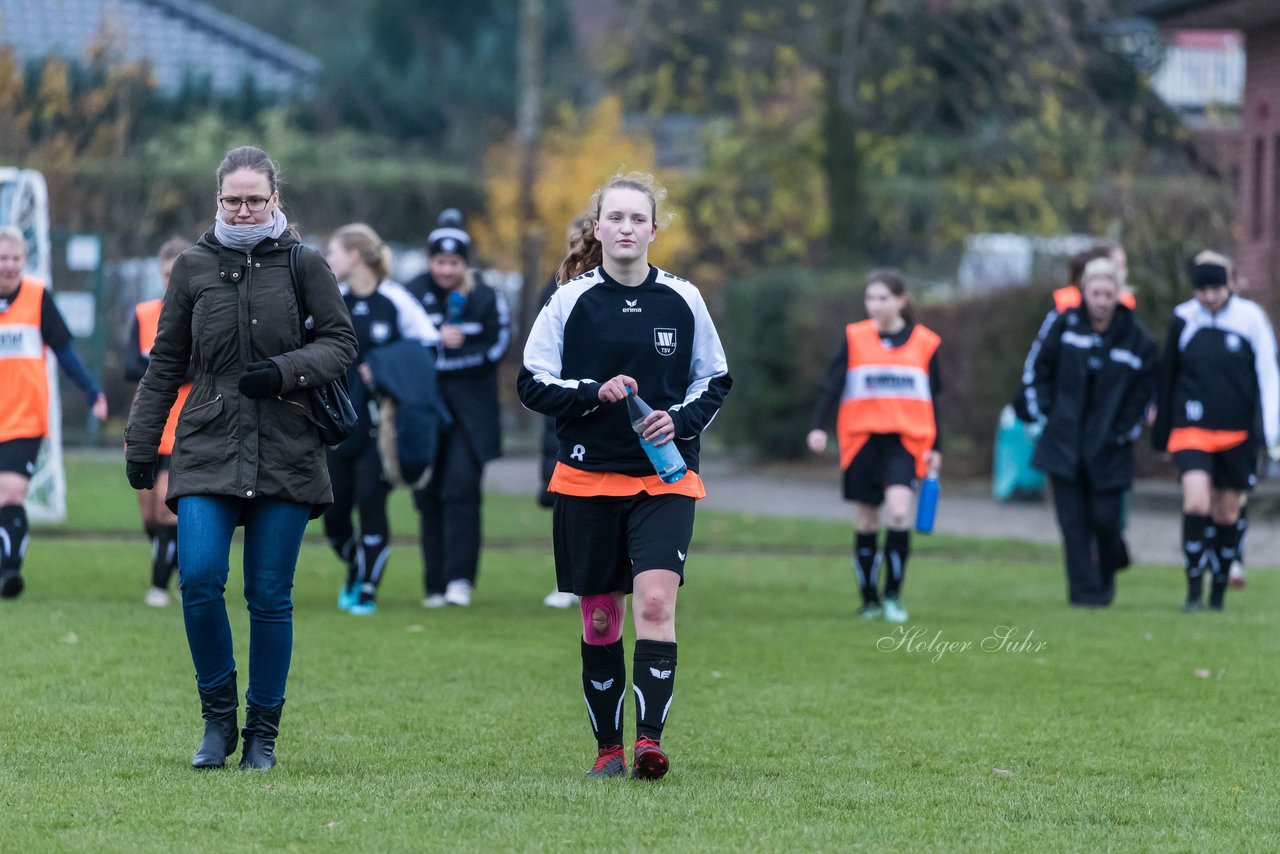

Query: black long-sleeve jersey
[1152,295,1279,451]
[404,271,511,462]
[517,264,732,476]
[402,271,511,378]
[341,279,439,357]
[809,323,943,450]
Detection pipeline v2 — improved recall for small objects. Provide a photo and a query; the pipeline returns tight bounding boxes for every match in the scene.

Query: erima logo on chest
[622,298,642,313]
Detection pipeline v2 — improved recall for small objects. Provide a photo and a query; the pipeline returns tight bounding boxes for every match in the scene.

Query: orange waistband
[1167,427,1249,454]
[548,461,706,499]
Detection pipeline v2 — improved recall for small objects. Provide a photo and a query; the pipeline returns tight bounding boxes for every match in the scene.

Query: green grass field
[3,453,1276,852]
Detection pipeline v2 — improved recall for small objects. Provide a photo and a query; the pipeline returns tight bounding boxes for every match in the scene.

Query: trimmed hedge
[719,267,1057,477]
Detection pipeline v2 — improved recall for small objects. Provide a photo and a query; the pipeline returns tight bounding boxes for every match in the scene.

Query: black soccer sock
[151,524,178,590]
[1182,513,1214,604]
[882,528,911,599]
[327,533,358,588]
[1235,505,1248,565]
[0,505,28,572]
[632,639,677,742]
[854,532,880,605]
[581,639,626,748]
[1209,521,1240,608]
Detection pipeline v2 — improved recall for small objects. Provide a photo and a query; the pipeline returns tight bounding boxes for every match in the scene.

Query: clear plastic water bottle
[625,387,686,483]
[915,474,940,534]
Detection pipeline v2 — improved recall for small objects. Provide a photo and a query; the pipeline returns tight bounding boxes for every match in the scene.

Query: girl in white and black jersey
[323,224,440,616]
[1152,251,1280,612]
[518,173,732,781]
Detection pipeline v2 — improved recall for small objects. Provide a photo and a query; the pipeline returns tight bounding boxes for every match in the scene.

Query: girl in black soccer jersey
[517,173,732,780]
[323,223,440,615]
[1152,251,1279,612]
[807,270,942,624]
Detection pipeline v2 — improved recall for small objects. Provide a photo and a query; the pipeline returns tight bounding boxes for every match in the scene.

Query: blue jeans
[177,496,311,708]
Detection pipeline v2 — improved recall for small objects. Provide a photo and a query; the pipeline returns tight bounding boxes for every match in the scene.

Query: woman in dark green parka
[125,146,357,771]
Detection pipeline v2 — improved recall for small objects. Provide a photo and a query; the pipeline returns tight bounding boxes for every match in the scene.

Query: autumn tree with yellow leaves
[471,96,691,288]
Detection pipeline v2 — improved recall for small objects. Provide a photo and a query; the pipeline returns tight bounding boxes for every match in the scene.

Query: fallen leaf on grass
[993,768,1015,777]
[1230,786,1243,794]
[326,822,341,830]
[1193,669,1211,679]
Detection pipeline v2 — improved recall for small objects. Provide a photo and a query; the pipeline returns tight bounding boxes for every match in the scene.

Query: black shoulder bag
[288,245,358,445]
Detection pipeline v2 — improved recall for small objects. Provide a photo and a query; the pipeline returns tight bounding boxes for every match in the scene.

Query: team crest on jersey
[654,328,677,356]
[1225,333,1242,352]
[352,301,370,315]
[370,321,391,343]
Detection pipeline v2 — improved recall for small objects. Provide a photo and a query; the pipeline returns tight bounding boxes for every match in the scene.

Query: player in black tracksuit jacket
[404,224,511,607]
[517,174,731,781]
[1025,259,1156,607]
[323,224,440,616]
[1151,253,1279,612]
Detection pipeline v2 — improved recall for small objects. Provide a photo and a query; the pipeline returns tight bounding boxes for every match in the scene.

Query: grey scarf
[212,208,289,252]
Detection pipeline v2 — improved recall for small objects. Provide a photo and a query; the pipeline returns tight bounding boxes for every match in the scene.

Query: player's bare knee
[634,593,673,628]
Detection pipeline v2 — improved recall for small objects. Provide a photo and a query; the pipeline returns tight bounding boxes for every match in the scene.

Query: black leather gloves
[238,360,283,399]
[126,459,157,491]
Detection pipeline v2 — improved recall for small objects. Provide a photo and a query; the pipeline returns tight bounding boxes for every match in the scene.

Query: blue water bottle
[625,387,686,483]
[916,474,940,534]
[446,291,467,324]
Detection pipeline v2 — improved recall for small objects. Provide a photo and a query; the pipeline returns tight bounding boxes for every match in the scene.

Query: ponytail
[556,216,601,284]
[333,223,392,281]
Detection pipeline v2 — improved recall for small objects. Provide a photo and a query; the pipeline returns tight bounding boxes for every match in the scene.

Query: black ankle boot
[192,672,239,769]
[239,701,284,770]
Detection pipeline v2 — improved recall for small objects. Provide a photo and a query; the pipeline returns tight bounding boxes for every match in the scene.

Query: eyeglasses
[218,195,272,212]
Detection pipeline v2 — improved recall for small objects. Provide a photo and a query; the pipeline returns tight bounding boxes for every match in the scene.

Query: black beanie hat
[428,226,470,260]
[1191,262,1228,289]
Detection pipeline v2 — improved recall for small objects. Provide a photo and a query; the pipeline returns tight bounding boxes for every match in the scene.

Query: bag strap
[288,244,310,342]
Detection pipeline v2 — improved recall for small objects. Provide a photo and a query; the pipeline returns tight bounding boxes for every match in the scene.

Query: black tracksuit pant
[1050,473,1129,606]
[415,426,485,596]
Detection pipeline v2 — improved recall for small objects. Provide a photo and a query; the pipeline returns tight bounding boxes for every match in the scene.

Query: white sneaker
[421,594,447,609]
[444,581,473,607]
[1228,560,1246,589]
[542,590,578,609]
[144,587,171,608]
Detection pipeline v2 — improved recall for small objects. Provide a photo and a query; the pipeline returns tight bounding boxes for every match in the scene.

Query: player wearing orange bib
[124,237,193,607]
[809,269,942,623]
[0,226,108,599]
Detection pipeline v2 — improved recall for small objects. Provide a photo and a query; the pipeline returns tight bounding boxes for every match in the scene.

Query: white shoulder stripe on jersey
[379,279,441,345]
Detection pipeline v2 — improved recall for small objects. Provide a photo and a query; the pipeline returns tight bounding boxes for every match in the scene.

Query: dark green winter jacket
[125,228,357,517]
